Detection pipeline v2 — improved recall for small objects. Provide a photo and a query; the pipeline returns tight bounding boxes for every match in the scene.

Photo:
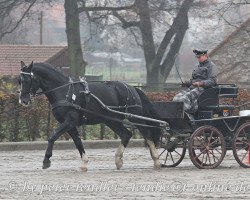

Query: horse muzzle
[19,99,32,107]
[19,94,32,107]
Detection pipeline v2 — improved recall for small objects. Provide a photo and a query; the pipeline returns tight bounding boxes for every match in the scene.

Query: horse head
[19,61,40,106]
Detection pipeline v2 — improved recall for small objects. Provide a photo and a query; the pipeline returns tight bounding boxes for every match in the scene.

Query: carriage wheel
[188,125,226,169]
[232,122,250,168]
[158,134,186,167]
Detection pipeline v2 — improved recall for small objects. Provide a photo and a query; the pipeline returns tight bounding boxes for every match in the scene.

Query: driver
[173,49,218,117]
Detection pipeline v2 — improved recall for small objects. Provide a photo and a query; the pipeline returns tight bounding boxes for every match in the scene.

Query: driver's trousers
[173,87,204,113]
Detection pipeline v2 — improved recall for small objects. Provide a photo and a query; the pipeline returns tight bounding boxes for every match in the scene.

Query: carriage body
[153,84,250,169]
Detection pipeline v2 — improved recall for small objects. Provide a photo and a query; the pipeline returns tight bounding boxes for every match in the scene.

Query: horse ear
[21,61,26,70]
[28,61,33,71]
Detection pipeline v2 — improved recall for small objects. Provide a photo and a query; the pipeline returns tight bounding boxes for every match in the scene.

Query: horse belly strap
[51,100,82,111]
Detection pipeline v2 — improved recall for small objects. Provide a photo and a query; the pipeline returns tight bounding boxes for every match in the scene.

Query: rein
[37,77,90,96]
[20,71,167,129]
[20,70,86,97]
[35,82,80,96]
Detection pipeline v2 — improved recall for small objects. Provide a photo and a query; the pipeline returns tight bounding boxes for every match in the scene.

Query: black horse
[19,61,162,171]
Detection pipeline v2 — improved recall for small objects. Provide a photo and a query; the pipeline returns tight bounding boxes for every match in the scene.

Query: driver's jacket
[189,59,218,88]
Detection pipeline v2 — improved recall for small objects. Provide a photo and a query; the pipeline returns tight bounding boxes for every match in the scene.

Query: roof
[209,18,250,56]
[0,45,67,76]
[208,18,250,87]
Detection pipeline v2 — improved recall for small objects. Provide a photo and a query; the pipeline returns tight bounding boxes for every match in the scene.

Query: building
[209,18,250,88]
[0,45,68,76]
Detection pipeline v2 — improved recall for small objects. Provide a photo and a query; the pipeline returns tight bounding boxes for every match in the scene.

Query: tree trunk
[64,0,87,78]
[161,0,193,81]
[12,99,19,142]
[135,0,157,85]
[100,124,105,140]
[137,0,194,85]
[161,19,189,81]
[77,0,194,85]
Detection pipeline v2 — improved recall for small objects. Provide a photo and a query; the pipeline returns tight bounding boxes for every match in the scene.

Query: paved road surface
[0,147,249,199]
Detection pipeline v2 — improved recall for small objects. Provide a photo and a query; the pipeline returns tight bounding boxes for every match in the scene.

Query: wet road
[0,147,249,199]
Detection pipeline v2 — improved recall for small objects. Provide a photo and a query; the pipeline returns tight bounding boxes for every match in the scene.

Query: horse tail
[134,87,161,147]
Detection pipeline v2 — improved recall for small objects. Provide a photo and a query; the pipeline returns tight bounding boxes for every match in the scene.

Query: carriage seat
[197,84,238,119]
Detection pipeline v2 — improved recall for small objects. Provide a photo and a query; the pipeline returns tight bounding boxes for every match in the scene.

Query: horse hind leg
[115,144,125,170]
[146,139,161,170]
[136,125,161,170]
[106,122,132,170]
[67,128,88,172]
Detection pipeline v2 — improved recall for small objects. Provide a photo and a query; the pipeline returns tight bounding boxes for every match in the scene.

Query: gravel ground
[0,147,249,200]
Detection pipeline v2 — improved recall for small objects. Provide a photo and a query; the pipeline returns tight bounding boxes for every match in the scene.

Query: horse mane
[33,62,69,81]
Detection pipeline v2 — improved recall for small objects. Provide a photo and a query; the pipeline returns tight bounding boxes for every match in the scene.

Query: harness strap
[51,100,142,111]
[120,82,137,112]
[51,100,82,110]
[107,105,142,109]
[80,108,164,129]
[51,100,167,129]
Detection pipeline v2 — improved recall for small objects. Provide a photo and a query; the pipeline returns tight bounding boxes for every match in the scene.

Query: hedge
[0,87,249,142]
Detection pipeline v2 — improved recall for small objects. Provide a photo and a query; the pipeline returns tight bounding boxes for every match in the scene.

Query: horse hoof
[154,165,161,170]
[80,166,88,172]
[115,158,123,170]
[42,160,51,169]
[154,161,161,170]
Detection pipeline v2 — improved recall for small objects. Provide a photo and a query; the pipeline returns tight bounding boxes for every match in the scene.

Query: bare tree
[2,0,248,82]
[0,0,86,77]
[78,0,250,84]
[64,0,87,77]
[0,0,37,41]
[78,0,196,84]
[215,0,250,28]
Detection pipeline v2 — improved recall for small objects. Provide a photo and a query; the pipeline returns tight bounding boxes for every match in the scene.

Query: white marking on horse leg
[115,144,125,170]
[146,139,161,170]
[19,82,22,104]
[81,153,89,172]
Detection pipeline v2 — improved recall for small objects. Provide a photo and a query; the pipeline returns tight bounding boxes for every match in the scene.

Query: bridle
[19,71,90,98]
[20,71,35,97]
[20,72,34,76]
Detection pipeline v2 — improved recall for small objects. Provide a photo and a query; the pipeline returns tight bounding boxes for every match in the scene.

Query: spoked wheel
[233,122,250,168]
[158,134,186,167]
[188,125,226,169]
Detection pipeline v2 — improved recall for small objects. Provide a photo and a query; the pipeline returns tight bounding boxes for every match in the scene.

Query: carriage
[154,84,250,169]
[19,62,250,170]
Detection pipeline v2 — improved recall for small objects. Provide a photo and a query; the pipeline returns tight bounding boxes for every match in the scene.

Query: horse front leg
[42,122,70,169]
[67,128,88,172]
[43,113,78,169]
